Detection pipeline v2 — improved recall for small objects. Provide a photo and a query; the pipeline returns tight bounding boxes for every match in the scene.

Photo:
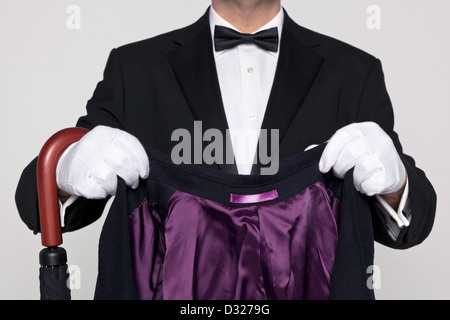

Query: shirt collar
[209,5,284,58]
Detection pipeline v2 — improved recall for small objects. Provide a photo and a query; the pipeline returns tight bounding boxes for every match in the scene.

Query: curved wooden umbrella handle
[37,127,89,247]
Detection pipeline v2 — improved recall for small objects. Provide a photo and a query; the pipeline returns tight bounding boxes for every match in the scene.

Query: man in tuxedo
[16,0,436,250]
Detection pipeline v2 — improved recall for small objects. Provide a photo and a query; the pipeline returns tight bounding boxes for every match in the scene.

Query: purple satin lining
[230,190,279,204]
[128,180,341,300]
[127,199,165,300]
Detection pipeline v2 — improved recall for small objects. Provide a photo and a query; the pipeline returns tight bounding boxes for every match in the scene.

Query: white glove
[319,122,406,196]
[56,125,150,199]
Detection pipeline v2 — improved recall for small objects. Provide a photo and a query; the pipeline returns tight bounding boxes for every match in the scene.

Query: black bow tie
[214,25,279,52]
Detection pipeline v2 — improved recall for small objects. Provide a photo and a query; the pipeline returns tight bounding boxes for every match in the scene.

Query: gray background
[1,0,448,300]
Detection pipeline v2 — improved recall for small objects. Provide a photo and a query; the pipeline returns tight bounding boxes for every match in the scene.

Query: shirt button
[247,67,254,74]
[249,114,257,121]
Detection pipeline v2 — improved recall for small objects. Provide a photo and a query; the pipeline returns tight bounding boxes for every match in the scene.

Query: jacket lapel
[252,12,325,174]
[167,10,239,174]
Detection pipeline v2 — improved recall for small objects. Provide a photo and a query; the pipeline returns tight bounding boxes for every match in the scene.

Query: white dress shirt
[210,6,283,175]
[209,6,411,233]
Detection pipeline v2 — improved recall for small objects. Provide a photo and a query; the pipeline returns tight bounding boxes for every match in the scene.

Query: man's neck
[211,1,281,33]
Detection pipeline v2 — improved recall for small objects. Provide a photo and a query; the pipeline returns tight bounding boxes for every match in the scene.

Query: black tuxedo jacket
[16,8,436,250]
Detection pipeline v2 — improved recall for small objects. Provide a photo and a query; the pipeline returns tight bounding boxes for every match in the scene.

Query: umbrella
[36,127,89,300]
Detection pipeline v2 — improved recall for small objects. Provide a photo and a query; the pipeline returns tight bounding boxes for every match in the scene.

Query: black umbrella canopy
[39,247,71,300]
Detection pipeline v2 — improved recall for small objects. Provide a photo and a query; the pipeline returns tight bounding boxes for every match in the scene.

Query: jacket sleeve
[356,58,437,249]
[15,49,125,234]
